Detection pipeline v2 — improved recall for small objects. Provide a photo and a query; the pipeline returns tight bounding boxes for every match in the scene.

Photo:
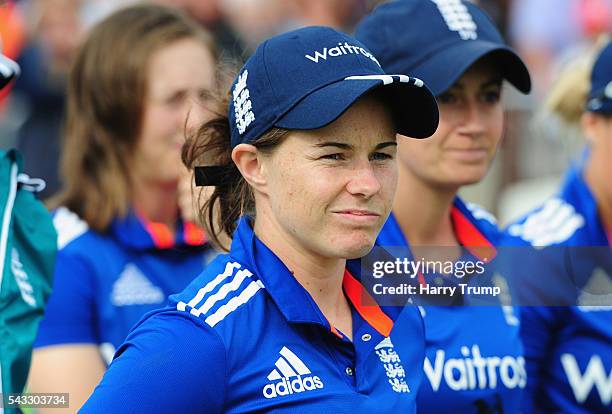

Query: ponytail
[182,93,288,250]
[546,35,611,124]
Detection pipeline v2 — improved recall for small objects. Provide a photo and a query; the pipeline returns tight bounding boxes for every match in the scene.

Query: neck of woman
[131,179,180,234]
[254,211,352,338]
[392,165,460,248]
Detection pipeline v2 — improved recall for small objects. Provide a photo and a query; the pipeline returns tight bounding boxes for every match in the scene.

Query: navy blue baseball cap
[586,41,612,114]
[228,26,439,148]
[355,0,531,96]
[0,52,19,90]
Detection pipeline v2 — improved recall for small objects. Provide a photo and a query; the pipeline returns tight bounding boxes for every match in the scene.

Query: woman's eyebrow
[481,78,503,88]
[313,141,397,150]
[448,77,503,90]
[313,142,352,150]
[375,142,398,150]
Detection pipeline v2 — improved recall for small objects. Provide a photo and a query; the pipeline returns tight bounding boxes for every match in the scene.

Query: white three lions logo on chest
[375,337,410,393]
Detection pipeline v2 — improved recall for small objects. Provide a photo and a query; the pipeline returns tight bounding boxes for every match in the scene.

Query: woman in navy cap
[79,26,439,413]
[502,41,612,414]
[356,1,531,412]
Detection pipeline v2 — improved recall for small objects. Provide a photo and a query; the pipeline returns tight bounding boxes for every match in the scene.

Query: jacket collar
[378,197,497,261]
[229,217,398,337]
[110,210,207,251]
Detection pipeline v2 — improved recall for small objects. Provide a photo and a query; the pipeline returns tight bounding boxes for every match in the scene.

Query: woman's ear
[231,144,268,193]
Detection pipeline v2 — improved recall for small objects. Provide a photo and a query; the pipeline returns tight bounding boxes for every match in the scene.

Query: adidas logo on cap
[262,346,324,399]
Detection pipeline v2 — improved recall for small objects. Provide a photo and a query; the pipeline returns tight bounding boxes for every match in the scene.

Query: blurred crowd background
[0,0,611,224]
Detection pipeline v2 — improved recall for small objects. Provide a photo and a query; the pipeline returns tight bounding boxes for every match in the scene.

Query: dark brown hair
[52,4,216,231]
[182,88,288,250]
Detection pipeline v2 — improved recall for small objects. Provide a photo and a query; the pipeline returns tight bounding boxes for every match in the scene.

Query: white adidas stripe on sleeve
[204,280,264,327]
[508,198,585,246]
[191,269,254,317]
[177,261,242,312]
[54,207,89,250]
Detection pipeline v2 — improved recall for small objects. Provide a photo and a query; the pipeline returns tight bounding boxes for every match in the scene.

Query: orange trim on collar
[328,321,344,339]
[450,207,497,261]
[142,220,174,249]
[343,270,393,337]
[416,271,426,287]
[183,221,207,246]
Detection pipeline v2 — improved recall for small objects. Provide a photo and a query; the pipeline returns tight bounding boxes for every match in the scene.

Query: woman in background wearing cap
[79,26,439,413]
[27,5,218,412]
[502,41,612,414]
[356,1,532,412]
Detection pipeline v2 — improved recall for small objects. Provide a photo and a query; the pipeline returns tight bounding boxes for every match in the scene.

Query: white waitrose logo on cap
[304,42,380,66]
[431,0,478,40]
[233,70,255,134]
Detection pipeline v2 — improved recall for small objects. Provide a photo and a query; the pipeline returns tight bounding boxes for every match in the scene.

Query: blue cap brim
[412,41,531,95]
[586,98,612,114]
[586,81,612,114]
[274,76,439,138]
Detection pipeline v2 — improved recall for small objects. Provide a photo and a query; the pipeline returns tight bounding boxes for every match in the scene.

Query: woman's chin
[333,236,376,260]
[439,170,488,188]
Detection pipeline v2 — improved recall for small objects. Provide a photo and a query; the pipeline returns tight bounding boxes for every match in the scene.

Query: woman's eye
[370,152,393,161]
[165,93,185,107]
[321,153,344,161]
[437,92,457,104]
[481,90,501,103]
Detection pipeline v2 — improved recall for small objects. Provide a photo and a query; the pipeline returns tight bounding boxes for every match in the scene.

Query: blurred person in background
[356,0,532,412]
[216,0,290,53]
[496,0,612,220]
[509,0,612,98]
[11,0,84,199]
[286,0,367,32]
[27,4,217,412]
[152,0,245,62]
[217,0,368,54]
[502,39,612,414]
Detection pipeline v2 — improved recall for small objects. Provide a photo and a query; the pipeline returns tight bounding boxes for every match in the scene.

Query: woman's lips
[333,209,381,224]
[445,148,489,162]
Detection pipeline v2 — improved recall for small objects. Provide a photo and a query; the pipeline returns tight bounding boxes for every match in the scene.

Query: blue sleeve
[34,251,98,347]
[519,306,562,414]
[79,311,227,413]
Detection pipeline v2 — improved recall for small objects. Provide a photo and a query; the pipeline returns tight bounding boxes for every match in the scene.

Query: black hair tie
[194,165,240,187]
[194,166,231,186]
